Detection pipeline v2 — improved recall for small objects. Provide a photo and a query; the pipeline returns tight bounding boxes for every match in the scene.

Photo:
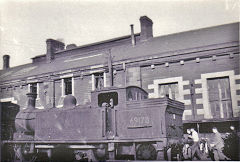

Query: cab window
[98,92,118,107]
[126,87,148,101]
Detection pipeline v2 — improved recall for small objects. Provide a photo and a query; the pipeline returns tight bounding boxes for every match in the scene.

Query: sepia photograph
[0,0,239,161]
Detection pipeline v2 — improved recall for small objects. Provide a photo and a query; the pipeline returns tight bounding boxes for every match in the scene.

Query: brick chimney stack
[46,39,65,63]
[3,55,10,70]
[140,16,153,41]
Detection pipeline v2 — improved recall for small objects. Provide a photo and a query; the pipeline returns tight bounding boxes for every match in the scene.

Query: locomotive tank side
[35,95,105,141]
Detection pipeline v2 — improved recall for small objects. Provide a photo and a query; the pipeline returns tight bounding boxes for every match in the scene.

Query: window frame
[60,75,74,97]
[158,82,179,101]
[148,76,191,120]
[98,92,118,107]
[28,82,39,99]
[200,70,237,119]
[92,72,106,91]
[207,77,233,119]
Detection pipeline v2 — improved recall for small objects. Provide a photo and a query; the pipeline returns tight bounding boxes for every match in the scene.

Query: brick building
[0,16,239,133]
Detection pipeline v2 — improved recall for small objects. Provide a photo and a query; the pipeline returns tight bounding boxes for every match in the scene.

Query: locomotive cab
[90,86,152,140]
[91,86,149,109]
[91,86,124,109]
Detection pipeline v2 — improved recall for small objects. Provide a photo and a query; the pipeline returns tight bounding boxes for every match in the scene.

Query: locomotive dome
[63,94,77,108]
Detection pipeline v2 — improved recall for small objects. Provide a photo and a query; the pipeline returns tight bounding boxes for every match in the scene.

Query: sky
[0,0,239,69]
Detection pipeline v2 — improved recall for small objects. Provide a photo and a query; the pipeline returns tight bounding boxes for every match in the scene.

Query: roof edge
[31,33,141,60]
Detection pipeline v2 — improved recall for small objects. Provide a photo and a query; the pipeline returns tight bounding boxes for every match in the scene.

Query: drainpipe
[130,24,136,46]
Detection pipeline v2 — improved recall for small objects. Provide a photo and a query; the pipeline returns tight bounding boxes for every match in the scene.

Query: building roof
[0,22,239,83]
[112,22,239,61]
[31,33,141,62]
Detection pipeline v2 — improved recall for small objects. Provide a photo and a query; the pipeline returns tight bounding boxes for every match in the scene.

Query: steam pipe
[130,24,136,46]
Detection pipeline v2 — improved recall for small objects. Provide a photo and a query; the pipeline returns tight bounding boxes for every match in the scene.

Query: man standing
[210,127,230,161]
[188,128,201,160]
[228,126,239,160]
[186,129,193,145]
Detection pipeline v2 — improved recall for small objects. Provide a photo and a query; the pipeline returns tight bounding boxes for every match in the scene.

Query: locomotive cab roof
[92,86,148,93]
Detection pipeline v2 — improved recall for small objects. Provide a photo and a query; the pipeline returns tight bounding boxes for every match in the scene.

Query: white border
[148,76,190,103]
[72,77,75,96]
[148,76,192,120]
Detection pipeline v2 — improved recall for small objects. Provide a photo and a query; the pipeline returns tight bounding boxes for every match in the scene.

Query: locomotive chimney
[26,92,37,109]
[130,24,136,46]
[140,16,153,41]
[46,39,65,63]
[108,49,113,87]
[3,55,10,70]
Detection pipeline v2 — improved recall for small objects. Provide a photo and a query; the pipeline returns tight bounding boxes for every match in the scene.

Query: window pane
[30,83,37,94]
[207,79,220,101]
[158,84,166,97]
[64,78,72,95]
[209,102,215,117]
[222,100,233,118]
[222,101,228,118]
[171,83,179,100]
[219,78,231,99]
[214,102,221,118]
[227,101,233,118]
[94,73,104,90]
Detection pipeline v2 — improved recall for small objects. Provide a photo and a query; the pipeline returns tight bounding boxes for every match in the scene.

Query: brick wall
[113,70,125,87]
[54,80,62,107]
[142,54,239,121]
[0,85,28,109]
[74,75,92,105]
[126,67,141,87]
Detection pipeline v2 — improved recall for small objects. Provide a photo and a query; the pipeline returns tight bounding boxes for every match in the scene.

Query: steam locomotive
[2,85,184,161]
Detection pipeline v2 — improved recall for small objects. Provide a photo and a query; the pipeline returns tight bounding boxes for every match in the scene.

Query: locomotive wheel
[13,144,37,162]
[136,144,157,160]
[93,144,107,161]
